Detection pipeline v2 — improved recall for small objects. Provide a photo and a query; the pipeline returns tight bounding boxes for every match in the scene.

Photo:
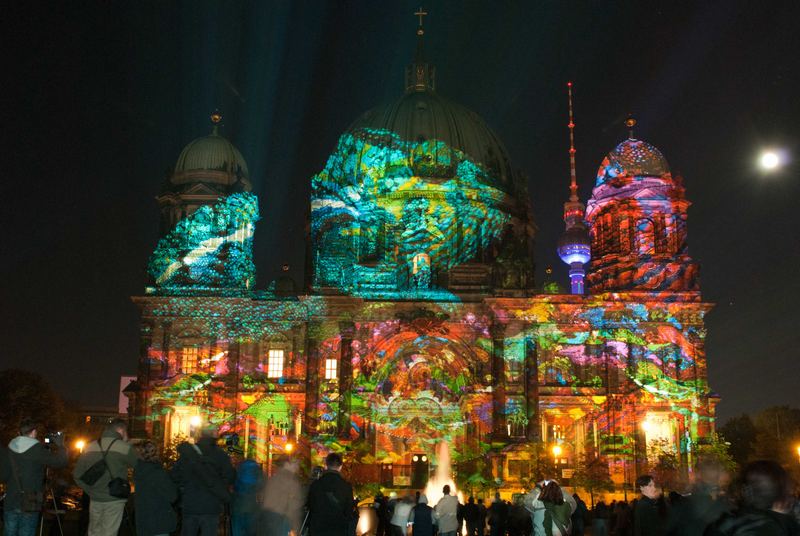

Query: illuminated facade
[130,27,716,492]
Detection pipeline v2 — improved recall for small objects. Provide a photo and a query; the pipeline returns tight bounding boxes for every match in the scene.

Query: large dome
[348,90,519,194]
[595,138,669,187]
[173,129,249,184]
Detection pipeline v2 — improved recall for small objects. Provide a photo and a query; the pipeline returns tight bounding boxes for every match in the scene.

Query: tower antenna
[557,81,591,295]
[567,82,578,201]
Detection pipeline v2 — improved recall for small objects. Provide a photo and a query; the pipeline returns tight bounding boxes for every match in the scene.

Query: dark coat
[410,503,435,536]
[306,470,355,536]
[707,508,800,536]
[488,501,509,528]
[633,496,664,536]
[5,435,67,510]
[171,438,236,515]
[134,459,178,536]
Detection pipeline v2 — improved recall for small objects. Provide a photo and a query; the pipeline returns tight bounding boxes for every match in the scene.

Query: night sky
[3,1,798,422]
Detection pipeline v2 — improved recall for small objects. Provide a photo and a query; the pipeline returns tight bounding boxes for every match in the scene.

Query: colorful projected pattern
[586,139,699,292]
[310,128,518,297]
[133,131,714,493]
[148,192,260,291]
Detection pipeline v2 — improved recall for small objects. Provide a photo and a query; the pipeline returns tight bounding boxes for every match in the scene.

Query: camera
[44,431,63,445]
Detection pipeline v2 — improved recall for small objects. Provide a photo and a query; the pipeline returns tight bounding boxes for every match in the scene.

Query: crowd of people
[1,417,800,536]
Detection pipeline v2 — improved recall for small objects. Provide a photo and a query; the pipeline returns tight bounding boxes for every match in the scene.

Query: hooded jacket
[133,459,178,536]
[5,435,67,511]
[73,430,139,502]
[170,438,235,515]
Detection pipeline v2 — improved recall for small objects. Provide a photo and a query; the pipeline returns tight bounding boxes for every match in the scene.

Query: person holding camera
[3,418,68,536]
[73,418,139,536]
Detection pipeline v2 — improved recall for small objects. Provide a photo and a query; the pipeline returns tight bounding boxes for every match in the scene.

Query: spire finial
[625,115,637,139]
[414,7,428,35]
[405,8,435,92]
[210,109,223,135]
[567,82,578,202]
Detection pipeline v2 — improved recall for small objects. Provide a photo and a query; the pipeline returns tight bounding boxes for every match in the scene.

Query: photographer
[74,418,138,536]
[4,418,68,536]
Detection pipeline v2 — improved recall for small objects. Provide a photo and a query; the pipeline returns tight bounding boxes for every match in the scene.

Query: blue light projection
[148,192,260,291]
[311,128,512,297]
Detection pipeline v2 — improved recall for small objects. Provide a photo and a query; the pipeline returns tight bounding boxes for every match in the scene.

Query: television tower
[556,82,591,294]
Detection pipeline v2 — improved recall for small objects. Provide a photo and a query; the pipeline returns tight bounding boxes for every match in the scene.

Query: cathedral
[128,21,717,494]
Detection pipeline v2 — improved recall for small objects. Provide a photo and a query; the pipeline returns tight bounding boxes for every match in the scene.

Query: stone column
[303,321,322,436]
[525,335,539,441]
[337,322,355,439]
[491,324,507,441]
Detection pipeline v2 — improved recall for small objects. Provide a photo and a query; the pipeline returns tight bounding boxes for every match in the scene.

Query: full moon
[760,151,780,170]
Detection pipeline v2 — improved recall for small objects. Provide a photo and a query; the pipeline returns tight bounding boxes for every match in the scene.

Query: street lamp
[74,439,86,453]
[552,445,563,458]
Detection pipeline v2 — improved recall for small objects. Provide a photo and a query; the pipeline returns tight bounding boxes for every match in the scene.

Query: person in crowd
[526,480,575,536]
[409,494,435,536]
[665,456,731,536]
[477,498,488,536]
[259,457,301,536]
[133,440,177,536]
[633,475,665,536]
[374,492,390,536]
[707,460,799,536]
[508,495,532,536]
[488,492,509,536]
[306,452,356,536]
[3,418,67,536]
[171,426,236,536]
[464,496,480,536]
[615,500,632,536]
[231,457,264,536]
[570,493,588,536]
[591,501,609,536]
[435,485,461,536]
[74,418,138,536]
[391,495,414,536]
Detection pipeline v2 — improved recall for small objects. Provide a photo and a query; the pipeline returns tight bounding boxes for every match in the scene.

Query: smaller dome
[175,131,249,179]
[595,138,669,186]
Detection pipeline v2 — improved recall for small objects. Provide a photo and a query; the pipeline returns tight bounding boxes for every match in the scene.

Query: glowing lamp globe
[552,445,563,457]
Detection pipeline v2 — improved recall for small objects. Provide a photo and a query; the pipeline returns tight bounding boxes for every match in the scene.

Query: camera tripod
[38,481,64,536]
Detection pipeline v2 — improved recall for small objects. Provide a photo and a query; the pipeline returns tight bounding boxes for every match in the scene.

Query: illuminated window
[325,358,338,380]
[267,349,284,378]
[181,347,199,374]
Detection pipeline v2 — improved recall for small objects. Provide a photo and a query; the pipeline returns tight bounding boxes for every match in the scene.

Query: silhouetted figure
[134,440,178,536]
[464,497,480,536]
[592,501,609,536]
[571,494,588,536]
[478,498,488,536]
[409,494,435,536]
[707,460,800,536]
[488,493,508,536]
[665,457,731,536]
[306,453,356,536]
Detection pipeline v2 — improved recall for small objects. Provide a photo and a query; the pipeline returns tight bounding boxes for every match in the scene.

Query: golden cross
[414,7,428,28]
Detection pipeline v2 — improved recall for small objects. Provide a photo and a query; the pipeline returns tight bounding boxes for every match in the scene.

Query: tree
[695,433,737,474]
[648,438,682,492]
[718,414,756,466]
[0,369,65,443]
[571,453,614,507]
[751,406,800,465]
